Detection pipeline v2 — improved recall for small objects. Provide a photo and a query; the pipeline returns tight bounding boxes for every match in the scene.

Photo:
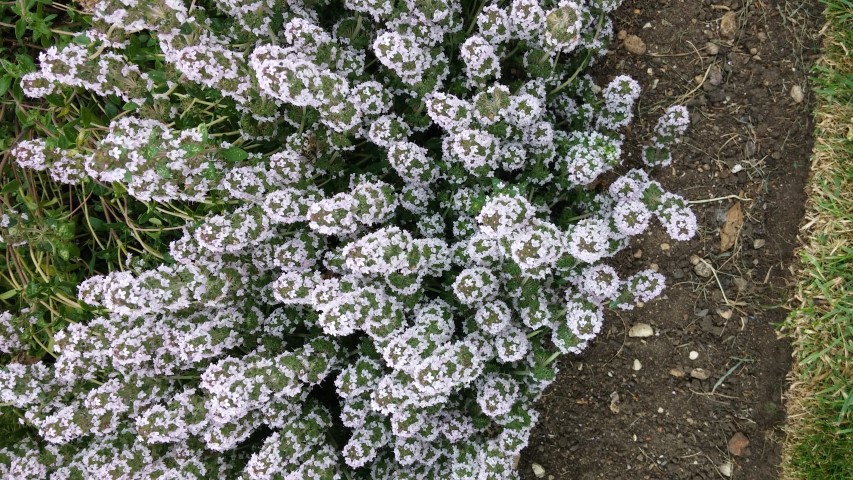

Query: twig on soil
[675,62,715,104]
[688,194,752,204]
[698,258,731,306]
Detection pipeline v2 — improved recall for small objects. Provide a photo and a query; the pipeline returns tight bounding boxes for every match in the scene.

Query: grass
[780,0,853,477]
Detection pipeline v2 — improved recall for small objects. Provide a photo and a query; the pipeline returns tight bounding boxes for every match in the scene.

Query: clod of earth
[719,11,738,39]
[623,35,647,55]
[705,41,720,55]
[728,432,750,456]
[732,277,748,292]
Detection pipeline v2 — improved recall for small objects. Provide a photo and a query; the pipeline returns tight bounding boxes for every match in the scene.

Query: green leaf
[24,281,43,299]
[1,179,20,194]
[220,146,249,163]
[56,244,71,261]
[72,34,91,45]
[104,101,119,118]
[0,76,12,97]
[0,290,18,300]
[14,19,26,40]
[80,105,100,127]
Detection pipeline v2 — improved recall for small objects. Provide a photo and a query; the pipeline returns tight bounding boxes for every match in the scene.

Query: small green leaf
[14,19,26,40]
[1,179,20,194]
[104,101,119,118]
[0,290,18,300]
[72,34,91,45]
[220,146,249,163]
[0,76,12,97]
[25,281,43,299]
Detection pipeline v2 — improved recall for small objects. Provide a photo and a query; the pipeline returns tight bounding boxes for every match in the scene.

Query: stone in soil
[791,84,805,103]
[628,323,654,337]
[719,11,738,39]
[531,463,546,478]
[690,368,711,380]
[693,259,714,278]
[728,432,750,456]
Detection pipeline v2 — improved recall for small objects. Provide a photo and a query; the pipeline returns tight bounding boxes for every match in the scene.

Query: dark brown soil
[520,0,823,479]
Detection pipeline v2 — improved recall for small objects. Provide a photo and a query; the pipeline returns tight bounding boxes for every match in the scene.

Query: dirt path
[520,0,823,478]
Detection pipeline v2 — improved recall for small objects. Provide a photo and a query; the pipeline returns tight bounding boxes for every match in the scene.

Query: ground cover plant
[0,0,698,478]
[0,0,189,447]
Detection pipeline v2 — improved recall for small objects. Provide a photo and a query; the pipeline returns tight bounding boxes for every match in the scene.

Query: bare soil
[520,0,823,479]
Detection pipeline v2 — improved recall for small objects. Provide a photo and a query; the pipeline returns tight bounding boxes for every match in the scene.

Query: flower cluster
[2,0,698,478]
[643,105,691,167]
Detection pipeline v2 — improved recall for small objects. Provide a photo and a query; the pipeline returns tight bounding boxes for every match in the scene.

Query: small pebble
[670,367,685,378]
[693,260,713,278]
[718,462,733,477]
[690,368,711,380]
[532,463,546,478]
[754,238,766,249]
[728,432,750,456]
[719,11,738,39]
[689,351,699,360]
[633,359,642,371]
[660,243,670,251]
[633,249,643,259]
[705,41,720,55]
[791,85,805,103]
[717,307,733,320]
[629,323,654,338]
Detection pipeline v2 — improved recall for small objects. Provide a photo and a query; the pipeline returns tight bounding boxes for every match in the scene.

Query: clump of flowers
[2,0,696,478]
[643,105,691,167]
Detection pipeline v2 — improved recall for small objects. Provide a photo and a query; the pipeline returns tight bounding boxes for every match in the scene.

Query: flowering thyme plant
[1,0,697,478]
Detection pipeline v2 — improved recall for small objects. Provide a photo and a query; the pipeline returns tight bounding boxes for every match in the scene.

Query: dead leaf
[720,202,744,252]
